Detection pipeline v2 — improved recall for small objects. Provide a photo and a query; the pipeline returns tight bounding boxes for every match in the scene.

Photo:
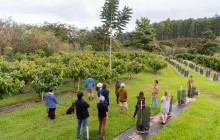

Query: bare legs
[120,106,129,114]
[88,93,94,100]
[164,113,167,122]
[120,106,123,113]
[126,107,129,114]
[161,112,168,123]
[98,117,107,135]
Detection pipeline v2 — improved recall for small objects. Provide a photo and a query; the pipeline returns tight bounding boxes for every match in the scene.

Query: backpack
[102,89,109,105]
[66,103,75,114]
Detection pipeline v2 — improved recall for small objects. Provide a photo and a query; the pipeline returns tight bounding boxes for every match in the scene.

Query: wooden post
[140,100,142,125]
[87,126,89,139]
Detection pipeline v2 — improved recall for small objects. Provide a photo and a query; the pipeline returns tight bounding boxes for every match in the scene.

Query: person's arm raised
[148,85,153,89]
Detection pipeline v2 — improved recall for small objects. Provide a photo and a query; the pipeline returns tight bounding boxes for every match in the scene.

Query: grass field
[150,60,220,140]
[0,64,219,140]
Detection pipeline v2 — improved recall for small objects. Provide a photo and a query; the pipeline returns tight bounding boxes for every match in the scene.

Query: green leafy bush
[31,68,61,100]
[148,55,167,74]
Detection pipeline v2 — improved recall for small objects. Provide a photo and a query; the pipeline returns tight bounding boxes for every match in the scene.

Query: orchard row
[0,51,167,99]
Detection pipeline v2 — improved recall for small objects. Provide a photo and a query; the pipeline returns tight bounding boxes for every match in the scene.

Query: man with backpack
[85,75,95,100]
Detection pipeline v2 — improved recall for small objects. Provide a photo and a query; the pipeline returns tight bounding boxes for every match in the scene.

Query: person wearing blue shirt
[97,84,109,118]
[85,75,95,100]
[45,88,59,119]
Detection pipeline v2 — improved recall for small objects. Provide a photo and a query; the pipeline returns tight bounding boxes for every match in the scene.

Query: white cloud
[0,0,219,31]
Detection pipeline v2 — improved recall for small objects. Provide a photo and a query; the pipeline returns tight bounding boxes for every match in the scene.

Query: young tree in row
[127,61,145,79]
[148,55,167,75]
[31,68,61,101]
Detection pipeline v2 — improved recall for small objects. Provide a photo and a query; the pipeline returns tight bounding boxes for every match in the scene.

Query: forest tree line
[0,15,220,57]
[151,14,220,40]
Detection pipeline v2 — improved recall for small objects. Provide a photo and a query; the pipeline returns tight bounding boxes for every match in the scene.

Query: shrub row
[173,56,219,81]
[213,74,219,81]
[165,58,189,77]
[175,53,220,72]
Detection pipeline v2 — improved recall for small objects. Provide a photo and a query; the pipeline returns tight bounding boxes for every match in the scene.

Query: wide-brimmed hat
[97,83,103,88]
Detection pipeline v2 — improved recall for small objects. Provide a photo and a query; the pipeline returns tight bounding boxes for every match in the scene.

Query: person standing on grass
[160,91,171,124]
[97,96,108,136]
[133,91,145,119]
[85,75,95,100]
[97,84,110,118]
[117,83,128,114]
[45,88,58,120]
[147,80,159,109]
[187,76,194,95]
[75,91,90,139]
[96,83,103,103]
[115,80,120,104]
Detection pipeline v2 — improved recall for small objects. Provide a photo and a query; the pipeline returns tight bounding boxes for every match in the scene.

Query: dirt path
[0,78,132,113]
[112,97,196,140]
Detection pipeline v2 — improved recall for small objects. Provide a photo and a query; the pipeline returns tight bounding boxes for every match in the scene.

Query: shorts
[87,88,93,93]
[120,102,128,107]
[160,108,169,113]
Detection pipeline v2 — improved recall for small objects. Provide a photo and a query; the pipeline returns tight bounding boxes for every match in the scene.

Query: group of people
[44,75,176,138]
[77,76,173,138]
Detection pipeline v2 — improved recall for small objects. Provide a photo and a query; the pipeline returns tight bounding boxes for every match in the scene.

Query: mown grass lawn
[150,60,220,140]
[0,64,219,140]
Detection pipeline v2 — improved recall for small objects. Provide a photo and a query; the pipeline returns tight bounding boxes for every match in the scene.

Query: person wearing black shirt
[75,91,90,139]
[97,96,108,136]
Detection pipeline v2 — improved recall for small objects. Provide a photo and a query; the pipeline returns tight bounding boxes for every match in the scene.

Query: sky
[0,0,219,31]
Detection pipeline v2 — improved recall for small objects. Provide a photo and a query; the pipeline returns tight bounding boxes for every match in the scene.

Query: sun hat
[97,83,103,88]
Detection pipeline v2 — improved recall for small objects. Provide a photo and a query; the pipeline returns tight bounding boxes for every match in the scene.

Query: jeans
[116,94,119,104]
[77,118,87,138]
[188,85,192,95]
[150,97,157,109]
